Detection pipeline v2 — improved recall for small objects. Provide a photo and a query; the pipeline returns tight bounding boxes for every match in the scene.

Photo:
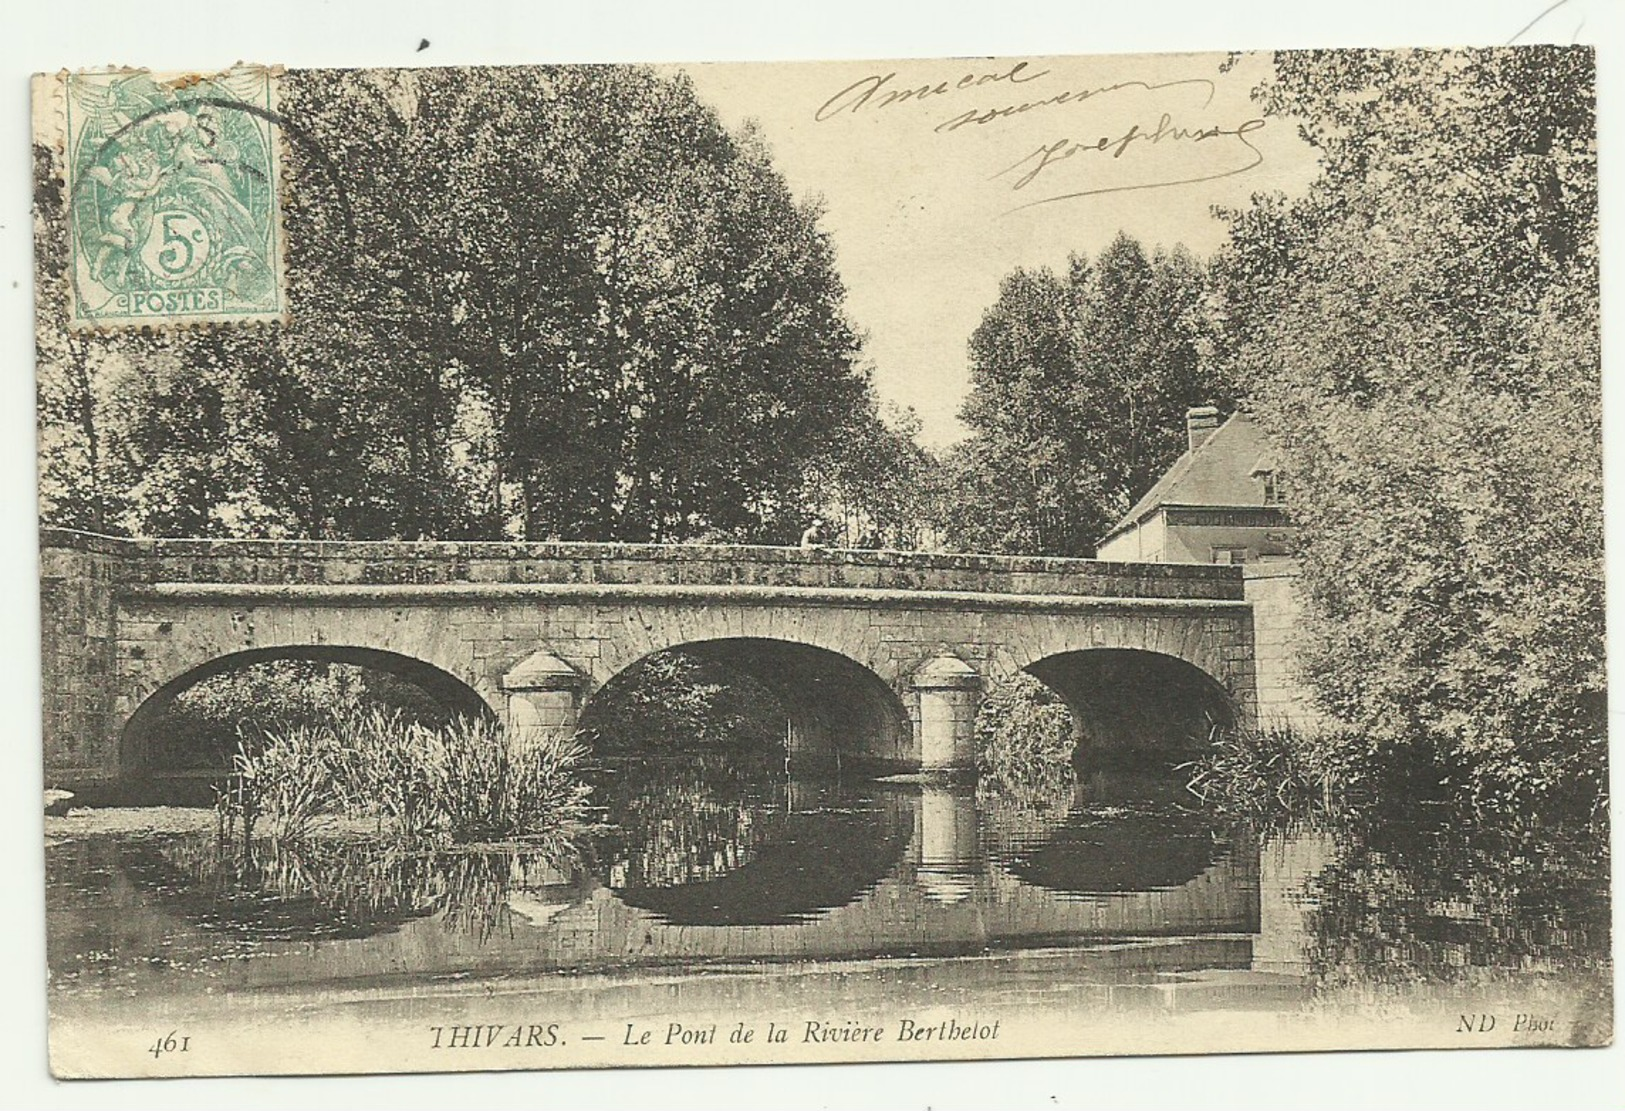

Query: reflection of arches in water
[611,785,910,926]
[1024,649,1236,773]
[1000,812,1231,895]
[980,771,1235,896]
[121,646,494,782]
[591,758,786,890]
[580,638,911,771]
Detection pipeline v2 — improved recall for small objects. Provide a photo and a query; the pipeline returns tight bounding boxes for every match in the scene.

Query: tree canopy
[38,65,872,543]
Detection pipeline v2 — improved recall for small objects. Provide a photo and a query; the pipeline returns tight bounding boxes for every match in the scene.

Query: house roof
[1101,412,1277,543]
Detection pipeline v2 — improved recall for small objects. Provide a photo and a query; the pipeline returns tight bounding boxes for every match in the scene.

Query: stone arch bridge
[40,529,1257,788]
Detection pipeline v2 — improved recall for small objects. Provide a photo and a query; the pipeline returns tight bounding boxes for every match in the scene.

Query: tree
[944,234,1226,556]
[37,65,874,543]
[804,398,941,549]
[35,141,115,533]
[35,73,483,540]
[1209,46,1601,806]
[282,65,870,544]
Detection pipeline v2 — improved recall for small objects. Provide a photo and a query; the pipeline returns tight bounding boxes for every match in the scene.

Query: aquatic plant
[329,707,442,841]
[1180,723,1366,818]
[218,724,344,844]
[424,718,594,845]
[217,712,593,848]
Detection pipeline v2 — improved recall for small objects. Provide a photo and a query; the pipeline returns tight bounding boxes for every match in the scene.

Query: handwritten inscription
[995,115,1266,208]
[815,62,1050,122]
[812,60,1268,211]
[935,77,1215,133]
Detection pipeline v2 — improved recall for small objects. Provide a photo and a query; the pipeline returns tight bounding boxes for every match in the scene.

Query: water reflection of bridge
[544,784,1258,967]
[59,783,1264,995]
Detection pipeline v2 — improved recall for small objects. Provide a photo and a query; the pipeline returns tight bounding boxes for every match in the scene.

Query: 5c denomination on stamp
[53,65,287,329]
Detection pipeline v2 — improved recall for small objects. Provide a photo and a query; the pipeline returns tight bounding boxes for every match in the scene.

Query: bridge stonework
[39,530,1256,786]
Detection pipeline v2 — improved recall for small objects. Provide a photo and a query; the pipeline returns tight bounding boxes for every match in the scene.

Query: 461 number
[149,1030,190,1059]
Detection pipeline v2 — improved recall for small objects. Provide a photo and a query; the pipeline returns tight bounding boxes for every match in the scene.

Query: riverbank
[43,807,409,845]
[45,806,216,844]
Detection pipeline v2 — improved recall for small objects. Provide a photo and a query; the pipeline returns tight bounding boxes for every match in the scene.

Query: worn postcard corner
[34,43,1608,1081]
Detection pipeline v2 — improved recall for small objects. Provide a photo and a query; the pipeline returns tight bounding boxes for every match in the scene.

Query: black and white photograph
[10,0,1620,1103]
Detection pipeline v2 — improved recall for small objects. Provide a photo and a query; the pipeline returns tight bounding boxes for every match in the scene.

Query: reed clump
[218,710,592,847]
[1180,723,1364,818]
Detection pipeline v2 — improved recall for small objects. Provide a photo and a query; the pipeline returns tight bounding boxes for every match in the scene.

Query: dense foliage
[1208,47,1601,807]
[151,660,452,772]
[221,710,592,846]
[1181,724,1370,818]
[973,673,1076,790]
[807,398,941,549]
[578,651,789,757]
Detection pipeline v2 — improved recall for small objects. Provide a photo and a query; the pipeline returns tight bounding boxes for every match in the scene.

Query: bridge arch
[41,532,1257,786]
[579,637,912,772]
[1021,648,1236,772]
[119,645,497,781]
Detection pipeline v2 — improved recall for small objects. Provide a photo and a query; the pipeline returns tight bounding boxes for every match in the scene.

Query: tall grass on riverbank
[427,719,593,845]
[223,723,342,843]
[1180,723,1365,818]
[218,712,592,847]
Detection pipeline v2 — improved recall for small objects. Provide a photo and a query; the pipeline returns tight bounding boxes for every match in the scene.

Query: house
[1098,406,1326,732]
[1096,407,1295,565]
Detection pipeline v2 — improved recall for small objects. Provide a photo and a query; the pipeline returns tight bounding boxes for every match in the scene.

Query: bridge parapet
[40,529,1243,601]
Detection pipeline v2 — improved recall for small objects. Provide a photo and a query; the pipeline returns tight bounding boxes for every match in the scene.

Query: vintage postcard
[32,43,1609,1081]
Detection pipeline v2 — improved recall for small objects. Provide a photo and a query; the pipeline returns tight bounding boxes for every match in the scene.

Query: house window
[1212,547,1249,565]
[1260,470,1288,506]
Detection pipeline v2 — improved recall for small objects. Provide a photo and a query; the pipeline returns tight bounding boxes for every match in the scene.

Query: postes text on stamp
[59,66,286,328]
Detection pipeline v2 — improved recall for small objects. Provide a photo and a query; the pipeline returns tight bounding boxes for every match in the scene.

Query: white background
[3,2,1622,1108]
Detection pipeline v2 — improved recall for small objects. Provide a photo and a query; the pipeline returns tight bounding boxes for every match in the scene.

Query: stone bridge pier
[39,530,1257,789]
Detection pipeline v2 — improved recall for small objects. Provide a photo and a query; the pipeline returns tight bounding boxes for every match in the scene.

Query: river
[45,756,1610,1075]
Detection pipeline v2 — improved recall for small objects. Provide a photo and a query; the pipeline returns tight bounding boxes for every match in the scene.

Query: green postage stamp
[45,66,286,328]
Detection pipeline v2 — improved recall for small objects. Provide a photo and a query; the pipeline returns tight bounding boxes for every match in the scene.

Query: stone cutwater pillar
[910,654,981,775]
[500,650,584,750]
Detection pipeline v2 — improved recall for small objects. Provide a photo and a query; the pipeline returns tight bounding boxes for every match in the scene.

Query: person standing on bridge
[799,518,826,550]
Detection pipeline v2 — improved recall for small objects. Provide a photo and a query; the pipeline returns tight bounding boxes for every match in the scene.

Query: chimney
[1186,406,1221,453]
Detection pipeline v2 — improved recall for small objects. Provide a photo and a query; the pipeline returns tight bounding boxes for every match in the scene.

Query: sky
[682,51,1324,446]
